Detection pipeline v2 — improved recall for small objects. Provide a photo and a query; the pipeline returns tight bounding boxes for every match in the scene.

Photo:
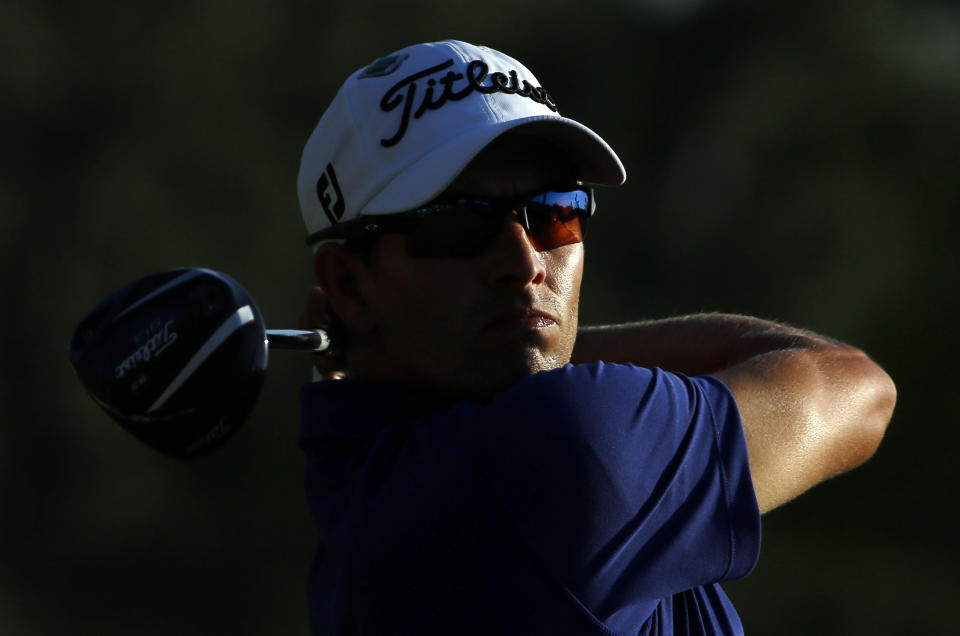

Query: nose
[482,212,547,288]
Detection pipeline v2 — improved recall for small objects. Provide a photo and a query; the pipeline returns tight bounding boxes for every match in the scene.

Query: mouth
[482,307,558,332]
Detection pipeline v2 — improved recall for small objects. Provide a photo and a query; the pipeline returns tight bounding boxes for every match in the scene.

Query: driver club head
[69,268,270,457]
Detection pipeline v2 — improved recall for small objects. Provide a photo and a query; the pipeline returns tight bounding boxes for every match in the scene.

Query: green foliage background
[2,0,957,633]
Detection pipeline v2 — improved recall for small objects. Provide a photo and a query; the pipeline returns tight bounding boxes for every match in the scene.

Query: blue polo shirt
[300,363,760,635]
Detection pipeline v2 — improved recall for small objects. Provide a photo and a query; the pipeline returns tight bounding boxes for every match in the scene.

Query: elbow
[837,357,897,472]
[865,363,897,458]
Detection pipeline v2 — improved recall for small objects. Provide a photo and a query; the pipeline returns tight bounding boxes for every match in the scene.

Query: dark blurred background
[2,0,957,633]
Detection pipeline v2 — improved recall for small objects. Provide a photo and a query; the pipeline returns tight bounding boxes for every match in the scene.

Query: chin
[447,347,566,401]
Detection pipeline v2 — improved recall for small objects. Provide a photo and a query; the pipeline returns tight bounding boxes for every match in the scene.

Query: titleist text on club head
[68,268,269,457]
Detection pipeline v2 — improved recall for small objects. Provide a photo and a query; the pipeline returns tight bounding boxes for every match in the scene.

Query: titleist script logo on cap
[369,56,558,147]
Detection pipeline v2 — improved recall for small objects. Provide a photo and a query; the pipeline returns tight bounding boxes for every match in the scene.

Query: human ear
[312,245,377,332]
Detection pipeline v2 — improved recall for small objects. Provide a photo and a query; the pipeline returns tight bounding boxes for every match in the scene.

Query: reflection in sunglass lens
[525,191,588,251]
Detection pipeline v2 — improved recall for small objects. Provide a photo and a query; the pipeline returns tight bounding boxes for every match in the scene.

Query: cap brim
[362,115,625,215]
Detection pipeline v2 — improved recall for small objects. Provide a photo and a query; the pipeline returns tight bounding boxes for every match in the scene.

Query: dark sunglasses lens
[403,190,591,258]
[525,190,590,250]
[404,204,501,258]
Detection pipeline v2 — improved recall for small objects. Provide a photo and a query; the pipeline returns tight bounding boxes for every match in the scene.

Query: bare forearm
[571,313,843,375]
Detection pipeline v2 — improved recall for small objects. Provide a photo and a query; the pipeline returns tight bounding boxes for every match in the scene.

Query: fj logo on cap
[316,163,345,225]
[378,58,558,147]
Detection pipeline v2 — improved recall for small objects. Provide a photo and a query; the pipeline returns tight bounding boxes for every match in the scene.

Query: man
[295,40,895,635]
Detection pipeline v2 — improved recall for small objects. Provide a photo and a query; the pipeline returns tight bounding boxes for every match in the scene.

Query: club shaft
[266,329,330,353]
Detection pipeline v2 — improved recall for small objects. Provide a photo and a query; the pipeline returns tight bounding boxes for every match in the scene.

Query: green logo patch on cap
[359,53,408,79]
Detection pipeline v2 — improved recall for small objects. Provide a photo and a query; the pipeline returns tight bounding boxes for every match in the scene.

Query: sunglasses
[305,187,594,259]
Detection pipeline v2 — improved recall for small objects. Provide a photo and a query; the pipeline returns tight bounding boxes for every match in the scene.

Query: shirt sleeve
[454,362,761,616]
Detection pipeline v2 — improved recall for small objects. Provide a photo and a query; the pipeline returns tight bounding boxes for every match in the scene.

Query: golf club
[68,267,329,458]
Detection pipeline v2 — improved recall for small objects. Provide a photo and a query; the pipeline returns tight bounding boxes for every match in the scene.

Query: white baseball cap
[298,39,626,244]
